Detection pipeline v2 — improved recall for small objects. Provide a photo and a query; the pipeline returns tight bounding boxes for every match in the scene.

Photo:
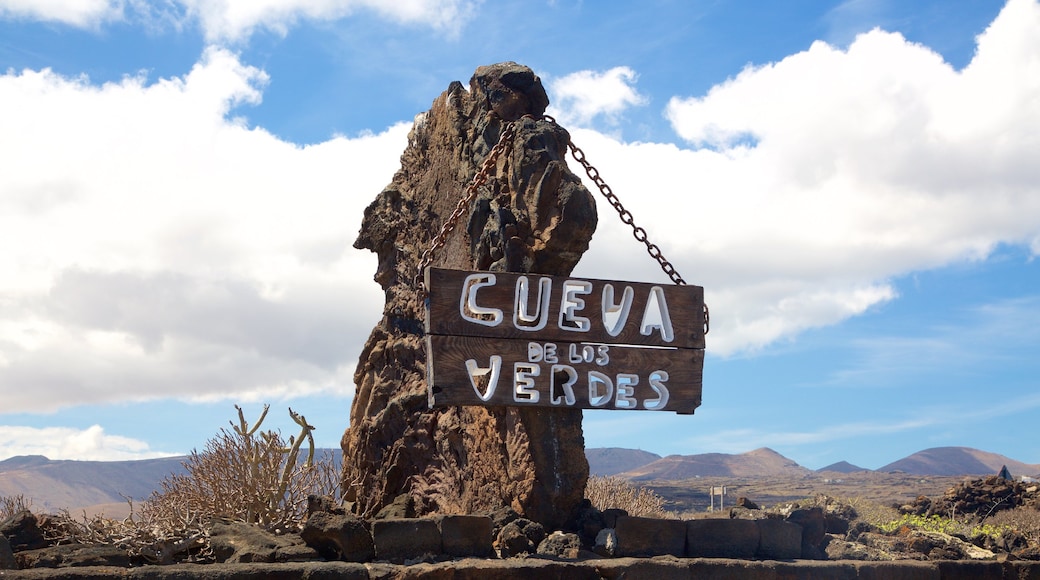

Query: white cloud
[0,47,403,413]
[0,0,480,41]
[0,424,175,461]
[547,66,648,127]
[175,0,480,42]
[0,0,123,28]
[565,0,1040,354]
[4,0,1040,422]
[822,0,896,47]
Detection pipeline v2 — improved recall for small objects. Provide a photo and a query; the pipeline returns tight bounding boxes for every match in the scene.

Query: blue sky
[1,0,1038,472]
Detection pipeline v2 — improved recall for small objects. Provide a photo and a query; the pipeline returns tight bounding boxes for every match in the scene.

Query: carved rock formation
[341,62,597,529]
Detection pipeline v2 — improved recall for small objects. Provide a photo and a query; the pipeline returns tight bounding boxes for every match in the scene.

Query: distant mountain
[817,461,870,474]
[878,447,1040,477]
[0,455,188,514]
[619,447,812,480]
[0,449,342,516]
[585,448,661,476]
[6,446,1038,515]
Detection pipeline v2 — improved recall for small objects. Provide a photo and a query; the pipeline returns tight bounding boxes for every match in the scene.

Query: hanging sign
[424,268,704,414]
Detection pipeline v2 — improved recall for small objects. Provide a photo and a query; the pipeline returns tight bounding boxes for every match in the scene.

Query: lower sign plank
[426,335,703,414]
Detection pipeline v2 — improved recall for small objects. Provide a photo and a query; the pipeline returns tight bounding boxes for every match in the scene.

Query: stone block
[435,514,493,558]
[756,518,802,560]
[1005,562,1040,580]
[0,536,15,570]
[787,508,825,545]
[773,561,857,580]
[370,518,441,562]
[686,518,759,558]
[934,561,1003,580]
[445,558,601,579]
[854,561,940,580]
[615,516,686,557]
[686,559,781,579]
[301,511,374,562]
[602,508,628,528]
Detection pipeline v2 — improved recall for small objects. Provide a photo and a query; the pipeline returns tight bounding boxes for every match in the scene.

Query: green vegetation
[878,512,1014,541]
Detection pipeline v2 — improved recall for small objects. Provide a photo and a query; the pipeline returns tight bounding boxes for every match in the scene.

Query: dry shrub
[143,405,338,534]
[44,500,211,564]
[839,495,899,528]
[1,406,339,564]
[585,476,671,518]
[1,494,31,520]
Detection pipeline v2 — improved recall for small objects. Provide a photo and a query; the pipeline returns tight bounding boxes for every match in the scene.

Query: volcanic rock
[1,510,47,551]
[300,511,374,562]
[536,531,582,558]
[0,535,14,570]
[928,475,1035,517]
[15,544,137,569]
[209,520,317,564]
[496,518,546,557]
[341,62,596,530]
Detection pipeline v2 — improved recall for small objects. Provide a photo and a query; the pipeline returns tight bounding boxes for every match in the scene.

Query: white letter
[568,343,583,364]
[559,280,592,332]
[550,364,577,406]
[602,284,634,336]
[465,356,502,401]
[615,374,638,409]
[527,342,543,362]
[543,343,559,363]
[461,274,503,327]
[640,286,674,342]
[643,370,670,410]
[582,345,596,363]
[588,371,613,407]
[514,276,552,331]
[514,363,540,403]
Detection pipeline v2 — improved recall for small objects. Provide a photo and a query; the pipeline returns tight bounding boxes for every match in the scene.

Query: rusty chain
[415,116,521,292]
[542,115,708,334]
[416,114,709,334]
[541,115,687,286]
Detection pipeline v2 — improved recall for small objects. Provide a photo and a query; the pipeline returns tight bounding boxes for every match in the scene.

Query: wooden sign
[424,268,704,414]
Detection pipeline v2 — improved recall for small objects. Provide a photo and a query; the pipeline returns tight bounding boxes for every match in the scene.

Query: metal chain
[415,114,709,335]
[541,115,709,335]
[542,115,687,286]
[415,116,521,292]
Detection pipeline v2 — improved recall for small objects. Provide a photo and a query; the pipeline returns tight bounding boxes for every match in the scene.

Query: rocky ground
[734,474,1040,562]
[2,475,1039,574]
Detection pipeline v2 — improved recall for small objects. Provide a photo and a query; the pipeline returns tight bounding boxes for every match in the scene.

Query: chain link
[415,114,709,334]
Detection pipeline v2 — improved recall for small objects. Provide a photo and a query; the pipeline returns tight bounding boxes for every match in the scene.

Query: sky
[1,0,1038,472]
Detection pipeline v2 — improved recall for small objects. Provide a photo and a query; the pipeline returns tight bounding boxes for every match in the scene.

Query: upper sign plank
[424,268,705,349]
